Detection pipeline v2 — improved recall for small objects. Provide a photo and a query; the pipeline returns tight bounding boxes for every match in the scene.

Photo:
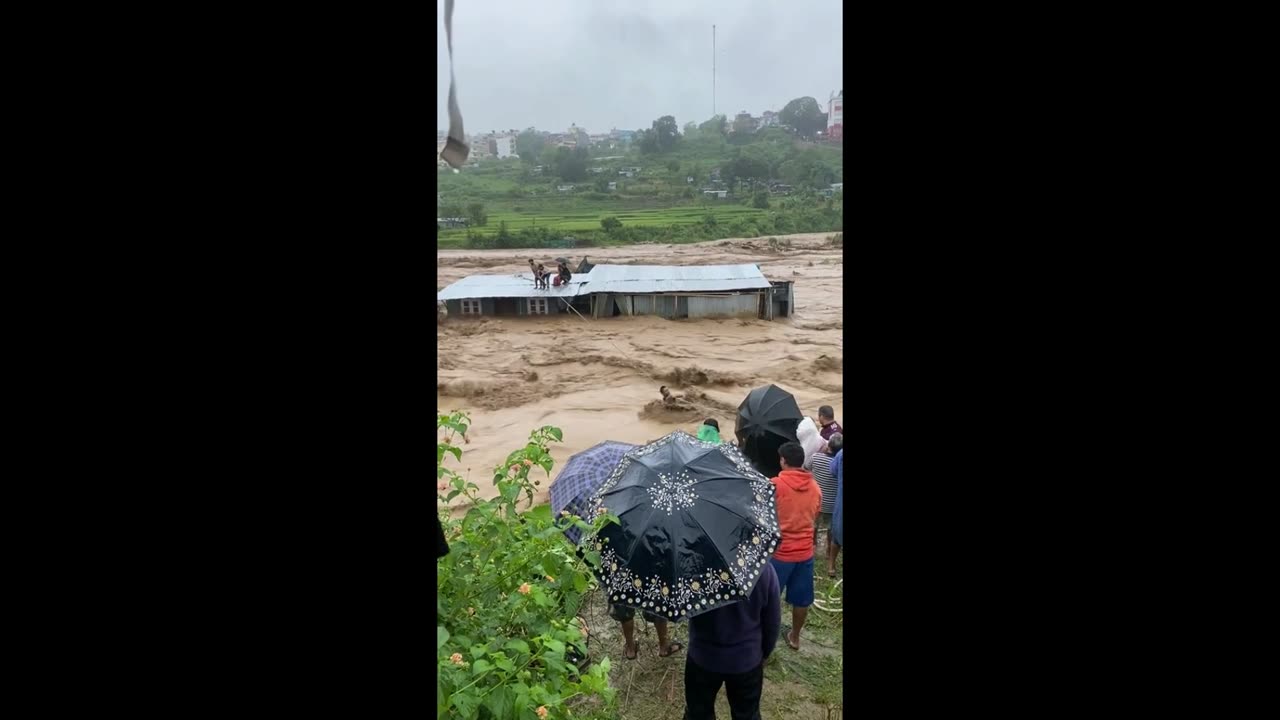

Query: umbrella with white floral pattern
[585,431,781,622]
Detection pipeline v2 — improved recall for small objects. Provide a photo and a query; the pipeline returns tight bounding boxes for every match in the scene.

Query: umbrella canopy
[735,384,803,478]
[550,441,636,544]
[586,431,781,622]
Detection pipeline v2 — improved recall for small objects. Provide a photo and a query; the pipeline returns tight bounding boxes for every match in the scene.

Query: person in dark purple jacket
[818,405,843,441]
[684,562,782,720]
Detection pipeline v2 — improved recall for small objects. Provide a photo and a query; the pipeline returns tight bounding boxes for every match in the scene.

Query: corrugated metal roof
[437,272,591,301]
[584,264,770,294]
[437,264,770,301]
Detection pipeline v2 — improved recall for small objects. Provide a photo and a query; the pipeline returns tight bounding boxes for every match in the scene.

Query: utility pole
[712,25,716,118]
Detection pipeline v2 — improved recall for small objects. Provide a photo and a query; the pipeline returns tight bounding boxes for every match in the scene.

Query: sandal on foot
[659,641,684,657]
[786,630,801,651]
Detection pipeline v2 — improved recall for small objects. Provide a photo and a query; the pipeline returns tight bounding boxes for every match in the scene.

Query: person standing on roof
[528,259,549,290]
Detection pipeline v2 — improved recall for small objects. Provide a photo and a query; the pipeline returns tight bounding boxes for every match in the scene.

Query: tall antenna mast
[712,25,716,117]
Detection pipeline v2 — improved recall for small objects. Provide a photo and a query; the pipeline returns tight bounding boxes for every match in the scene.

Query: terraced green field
[437,203,771,240]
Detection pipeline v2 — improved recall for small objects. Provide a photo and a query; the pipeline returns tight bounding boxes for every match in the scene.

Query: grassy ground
[573,533,845,720]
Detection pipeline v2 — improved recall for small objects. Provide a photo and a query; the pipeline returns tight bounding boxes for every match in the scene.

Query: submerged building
[437,264,794,320]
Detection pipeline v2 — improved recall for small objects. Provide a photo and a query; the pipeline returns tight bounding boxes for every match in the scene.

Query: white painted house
[494,135,517,159]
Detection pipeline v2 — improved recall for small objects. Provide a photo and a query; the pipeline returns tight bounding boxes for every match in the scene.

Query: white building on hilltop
[494,135,517,159]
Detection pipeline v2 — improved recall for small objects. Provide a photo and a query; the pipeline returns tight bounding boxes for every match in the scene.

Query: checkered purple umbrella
[550,440,636,545]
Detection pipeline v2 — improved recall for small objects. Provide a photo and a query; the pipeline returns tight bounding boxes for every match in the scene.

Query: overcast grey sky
[437,0,842,136]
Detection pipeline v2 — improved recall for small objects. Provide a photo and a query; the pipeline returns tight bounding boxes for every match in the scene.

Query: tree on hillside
[778,150,837,189]
[637,128,659,155]
[516,130,545,164]
[553,146,589,181]
[779,97,827,138]
[466,203,488,227]
[699,115,728,136]
[601,216,622,232]
[652,115,680,152]
[683,121,698,138]
[723,152,769,187]
[539,145,560,169]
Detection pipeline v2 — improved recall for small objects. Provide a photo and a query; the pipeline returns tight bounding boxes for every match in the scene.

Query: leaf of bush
[451,692,478,717]
[484,687,513,719]
[471,658,492,675]
[437,626,450,651]
[504,639,531,655]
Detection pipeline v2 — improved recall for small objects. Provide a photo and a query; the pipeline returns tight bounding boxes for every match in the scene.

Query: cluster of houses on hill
[436,90,843,167]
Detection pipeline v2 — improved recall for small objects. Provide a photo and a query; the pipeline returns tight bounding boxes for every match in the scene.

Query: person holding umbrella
[735,384,803,477]
[586,430,782,676]
[684,548,781,719]
[549,440,680,658]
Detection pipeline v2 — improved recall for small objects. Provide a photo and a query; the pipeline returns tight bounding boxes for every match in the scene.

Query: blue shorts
[769,557,815,608]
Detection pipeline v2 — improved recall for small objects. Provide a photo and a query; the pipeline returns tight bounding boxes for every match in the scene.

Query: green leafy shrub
[437,412,619,720]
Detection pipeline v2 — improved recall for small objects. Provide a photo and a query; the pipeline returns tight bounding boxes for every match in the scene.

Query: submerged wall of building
[688,293,761,318]
[448,290,777,320]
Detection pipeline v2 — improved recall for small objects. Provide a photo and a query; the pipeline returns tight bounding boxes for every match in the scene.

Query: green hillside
[437,124,843,248]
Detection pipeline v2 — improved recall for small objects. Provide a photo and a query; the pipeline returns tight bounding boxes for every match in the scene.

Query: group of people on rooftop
[528,258,572,289]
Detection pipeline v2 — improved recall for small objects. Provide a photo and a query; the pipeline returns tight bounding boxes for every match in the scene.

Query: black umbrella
[586,431,781,622]
[735,384,803,478]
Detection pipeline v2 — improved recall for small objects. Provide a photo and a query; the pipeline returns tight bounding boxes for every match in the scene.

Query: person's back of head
[704,418,719,431]
[818,405,835,423]
[827,433,843,454]
[778,441,804,470]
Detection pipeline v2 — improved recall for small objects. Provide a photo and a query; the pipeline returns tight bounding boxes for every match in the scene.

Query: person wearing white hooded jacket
[795,416,827,468]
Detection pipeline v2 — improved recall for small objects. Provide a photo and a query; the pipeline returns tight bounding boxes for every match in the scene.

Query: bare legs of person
[621,618,638,659]
[787,607,809,650]
[622,619,680,658]
[827,538,841,577]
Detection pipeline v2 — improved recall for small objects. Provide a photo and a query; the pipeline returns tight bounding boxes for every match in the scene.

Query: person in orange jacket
[768,441,822,650]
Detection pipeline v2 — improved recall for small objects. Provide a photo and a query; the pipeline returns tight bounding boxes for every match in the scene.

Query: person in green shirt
[697,418,722,444]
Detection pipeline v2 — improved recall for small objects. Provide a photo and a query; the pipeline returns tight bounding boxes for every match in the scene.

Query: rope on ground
[812,578,843,613]
[559,297,635,360]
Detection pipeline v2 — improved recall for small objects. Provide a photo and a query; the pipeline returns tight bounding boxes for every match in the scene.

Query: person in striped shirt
[806,433,843,577]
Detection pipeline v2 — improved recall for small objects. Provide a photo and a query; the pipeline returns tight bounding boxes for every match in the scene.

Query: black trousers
[683,656,764,720]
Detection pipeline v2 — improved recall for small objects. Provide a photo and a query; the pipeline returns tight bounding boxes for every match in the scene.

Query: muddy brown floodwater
[437,233,843,512]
